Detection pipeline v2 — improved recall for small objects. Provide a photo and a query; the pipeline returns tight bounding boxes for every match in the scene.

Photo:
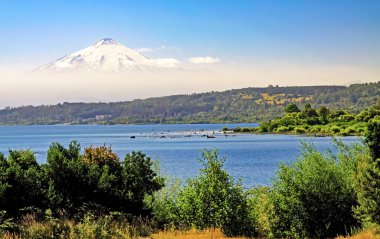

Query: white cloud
[135,47,153,53]
[189,56,220,64]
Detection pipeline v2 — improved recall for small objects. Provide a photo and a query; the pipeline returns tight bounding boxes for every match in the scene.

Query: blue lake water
[0,124,360,187]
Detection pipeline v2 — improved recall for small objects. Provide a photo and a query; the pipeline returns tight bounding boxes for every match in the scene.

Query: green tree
[284,103,300,113]
[177,150,256,237]
[145,178,182,229]
[302,103,318,118]
[46,141,163,217]
[365,118,380,159]
[0,150,46,218]
[269,142,359,239]
[354,119,380,226]
[317,106,329,124]
[121,151,164,216]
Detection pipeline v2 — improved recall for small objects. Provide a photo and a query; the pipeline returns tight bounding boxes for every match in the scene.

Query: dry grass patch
[337,229,380,239]
[151,228,247,239]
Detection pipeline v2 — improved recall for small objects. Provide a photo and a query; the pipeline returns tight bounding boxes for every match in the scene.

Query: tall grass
[151,228,247,239]
[0,213,153,239]
[337,229,380,239]
[2,219,379,239]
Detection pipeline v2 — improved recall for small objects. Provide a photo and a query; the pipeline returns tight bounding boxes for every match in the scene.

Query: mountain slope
[0,82,379,125]
[36,38,179,72]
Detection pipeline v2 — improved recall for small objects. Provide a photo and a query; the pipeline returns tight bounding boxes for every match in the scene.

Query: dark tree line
[1,82,380,125]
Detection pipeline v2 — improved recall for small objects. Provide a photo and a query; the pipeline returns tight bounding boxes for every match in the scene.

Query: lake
[0,124,360,187]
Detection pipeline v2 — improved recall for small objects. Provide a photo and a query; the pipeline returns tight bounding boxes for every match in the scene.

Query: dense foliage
[176,150,256,237]
[268,141,361,238]
[0,142,163,229]
[1,82,380,125]
[0,150,46,219]
[234,102,380,136]
[354,119,380,226]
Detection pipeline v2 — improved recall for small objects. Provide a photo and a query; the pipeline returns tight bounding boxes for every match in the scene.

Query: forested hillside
[1,82,379,125]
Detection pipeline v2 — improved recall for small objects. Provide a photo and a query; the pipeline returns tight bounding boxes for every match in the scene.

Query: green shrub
[356,127,366,133]
[268,142,360,238]
[354,119,380,226]
[250,127,259,132]
[284,103,301,113]
[276,126,289,132]
[45,142,164,217]
[145,178,182,229]
[240,127,252,132]
[345,126,356,134]
[0,150,47,219]
[177,150,257,237]
[309,125,322,133]
[258,122,270,132]
[330,125,341,134]
[294,127,306,134]
[233,127,241,132]
[247,187,273,238]
[73,213,131,239]
[21,220,72,239]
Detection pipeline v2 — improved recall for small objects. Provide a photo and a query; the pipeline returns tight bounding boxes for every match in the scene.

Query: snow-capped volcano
[36,38,179,72]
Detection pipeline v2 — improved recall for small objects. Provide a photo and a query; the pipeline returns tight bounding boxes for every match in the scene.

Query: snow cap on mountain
[36,38,180,72]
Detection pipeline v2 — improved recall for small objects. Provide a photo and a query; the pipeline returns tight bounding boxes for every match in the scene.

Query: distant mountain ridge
[35,38,179,72]
[0,82,379,125]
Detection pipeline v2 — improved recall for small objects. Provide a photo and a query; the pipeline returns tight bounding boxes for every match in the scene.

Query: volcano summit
[36,38,180,72]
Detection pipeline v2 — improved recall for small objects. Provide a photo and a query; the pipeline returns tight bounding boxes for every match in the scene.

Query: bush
[177,150,257,237]
[240,127,252,132]
[248,187,273,238]
[73,213,133,239]
[258,123,269,132]
[309,125,322,133]
[354,120,380,226]
[268,142,360,238]
[232,127,241,132]
[0,150,46,219]
[145,178,182,229]
[284,103,301,113]
[345,126,356,134]
[45,141,164,217]
[20,217,72,239]
[294,127,306,134]
[276,126,289,132]
[356,127,366,134]
[330,125,341,134]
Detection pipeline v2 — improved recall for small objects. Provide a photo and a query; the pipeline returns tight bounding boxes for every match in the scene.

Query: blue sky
[0,0,379,67]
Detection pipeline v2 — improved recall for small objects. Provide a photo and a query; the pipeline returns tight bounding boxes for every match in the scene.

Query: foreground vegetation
[1,120,380,238]
[230,102,380,136]
[1,82,380,125]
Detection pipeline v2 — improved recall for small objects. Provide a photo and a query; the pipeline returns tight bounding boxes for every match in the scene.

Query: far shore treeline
[1,119,380,238]
[229,101,380,136]
[0,82,380,125]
